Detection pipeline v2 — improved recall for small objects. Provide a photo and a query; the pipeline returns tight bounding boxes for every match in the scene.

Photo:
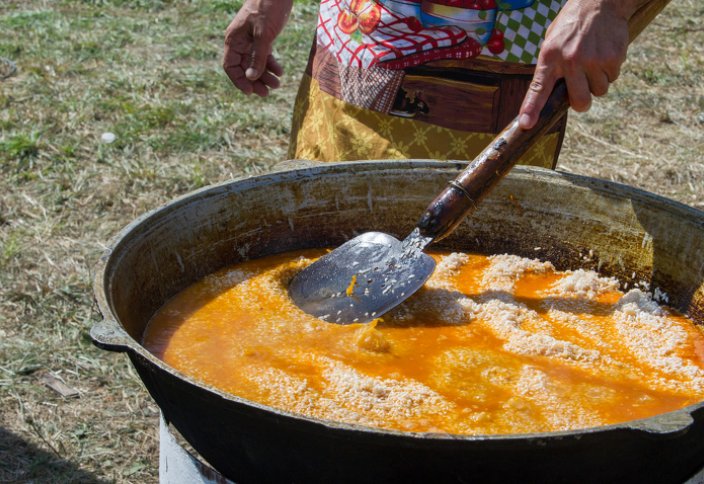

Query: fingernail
[245,67,258,80]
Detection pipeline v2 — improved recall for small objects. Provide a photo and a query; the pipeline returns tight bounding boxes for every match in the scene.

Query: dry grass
[0,1,317,482]
[560,0,704,206]
[0,0,702,482]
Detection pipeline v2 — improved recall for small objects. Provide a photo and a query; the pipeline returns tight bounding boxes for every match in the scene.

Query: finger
[229,66,254,94]
[604,63,621,84]
[223,50,242,69]
[519,64,557,130]
[252,80,270,97]
[564,70,592,112]
[602,39,627,83]
[234,77,255,95]
[222,44,242,74]
[266,55,284,77]
[259,70,280,90]
[223,64,254,95]
[587,70,610,98]
[223,41,252,93]
[246,32,272,81]
[227,65,245,79]
[223,64,245,83]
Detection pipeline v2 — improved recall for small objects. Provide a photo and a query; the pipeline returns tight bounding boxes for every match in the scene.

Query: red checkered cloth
[317,0,482,70]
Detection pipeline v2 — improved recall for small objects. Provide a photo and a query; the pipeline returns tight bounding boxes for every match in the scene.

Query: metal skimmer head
[288,230,435,324]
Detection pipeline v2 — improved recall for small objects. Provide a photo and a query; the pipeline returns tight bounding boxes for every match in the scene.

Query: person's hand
[518,0,637,130]
[223,0,293,97]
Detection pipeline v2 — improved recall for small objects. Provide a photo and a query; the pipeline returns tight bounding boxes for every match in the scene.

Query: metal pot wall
[91,161,704,483]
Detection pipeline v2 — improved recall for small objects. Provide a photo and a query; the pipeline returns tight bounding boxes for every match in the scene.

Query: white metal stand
[159,414,234,484]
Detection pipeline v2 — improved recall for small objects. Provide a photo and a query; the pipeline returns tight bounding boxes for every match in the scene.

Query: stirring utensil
[289,0,671,324]
[288,82,568,324]
[288,230,435,324]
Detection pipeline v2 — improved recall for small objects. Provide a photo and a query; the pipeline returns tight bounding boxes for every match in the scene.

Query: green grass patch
[0,133,41,163]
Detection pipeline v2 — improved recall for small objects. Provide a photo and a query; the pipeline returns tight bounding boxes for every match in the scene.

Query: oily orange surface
[142,250,704,435]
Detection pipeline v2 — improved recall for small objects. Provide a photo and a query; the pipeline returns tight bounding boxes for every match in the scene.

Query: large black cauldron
[92,161,704,483]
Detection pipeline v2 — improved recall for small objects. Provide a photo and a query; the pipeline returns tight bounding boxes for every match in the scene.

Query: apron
[289,0,568,167]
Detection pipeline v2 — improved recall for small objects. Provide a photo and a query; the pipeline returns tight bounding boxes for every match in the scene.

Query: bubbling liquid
[143,250,704,435]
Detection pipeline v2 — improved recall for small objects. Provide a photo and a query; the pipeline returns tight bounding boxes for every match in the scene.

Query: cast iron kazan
[92,161,704,483]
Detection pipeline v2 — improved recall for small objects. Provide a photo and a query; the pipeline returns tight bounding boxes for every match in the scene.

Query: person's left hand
[518,0,633,130]
[223,0,293,97]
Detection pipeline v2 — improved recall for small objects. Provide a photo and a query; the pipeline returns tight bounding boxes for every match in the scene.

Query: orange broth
[143,250,704,435]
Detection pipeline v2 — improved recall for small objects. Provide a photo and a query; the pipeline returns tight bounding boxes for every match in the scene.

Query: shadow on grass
[0,426,108,484]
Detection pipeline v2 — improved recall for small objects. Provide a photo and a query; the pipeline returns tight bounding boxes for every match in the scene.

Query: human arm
[518,0,653,130]
[223,0,294,97]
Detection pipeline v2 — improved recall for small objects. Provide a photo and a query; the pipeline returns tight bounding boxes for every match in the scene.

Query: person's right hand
[223,0,293,97]
[518,0,636,130]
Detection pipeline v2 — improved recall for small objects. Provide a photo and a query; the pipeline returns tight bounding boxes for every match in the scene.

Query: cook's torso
[289,0,568,165]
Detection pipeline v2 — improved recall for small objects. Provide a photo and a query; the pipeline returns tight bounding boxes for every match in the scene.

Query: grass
[0,0,702,482]
[559,1,704,206]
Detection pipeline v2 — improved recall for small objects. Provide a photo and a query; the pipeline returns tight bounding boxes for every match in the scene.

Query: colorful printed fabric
[318,0,566,71]
[496,0,565,63]
[318,0,482,70]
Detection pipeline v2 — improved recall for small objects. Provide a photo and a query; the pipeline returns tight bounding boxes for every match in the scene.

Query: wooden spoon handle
[418,81,568,240]
[417,0,671,241]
